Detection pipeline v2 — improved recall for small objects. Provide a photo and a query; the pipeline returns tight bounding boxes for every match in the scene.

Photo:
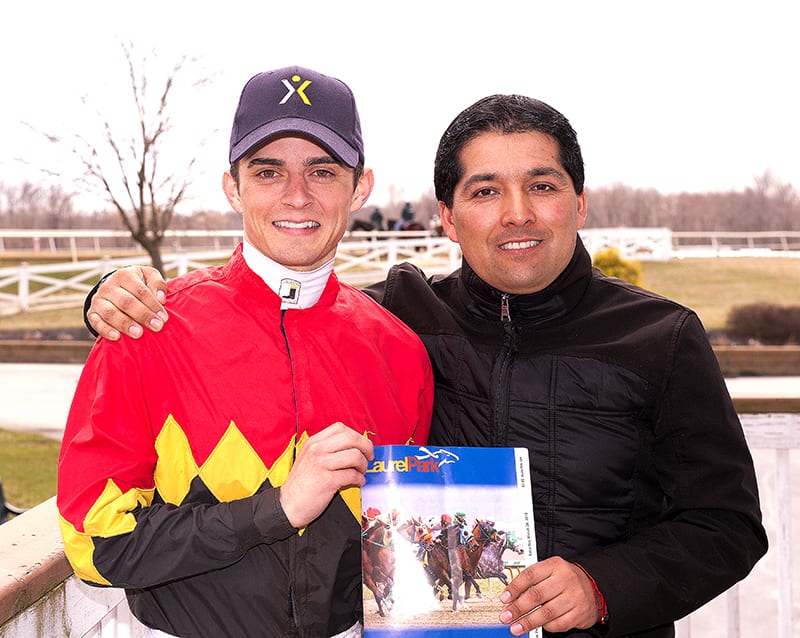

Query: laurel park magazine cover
[360,445,540,638]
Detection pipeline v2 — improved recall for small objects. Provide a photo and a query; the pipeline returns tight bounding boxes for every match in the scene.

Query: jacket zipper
[280,309,302,632]
[491,294,515,444]
[280,309,300,458]
[500,293,511,322]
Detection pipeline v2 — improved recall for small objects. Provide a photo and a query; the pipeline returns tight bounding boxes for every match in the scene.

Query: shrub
[727,303,800,344]
[592,248,642,286]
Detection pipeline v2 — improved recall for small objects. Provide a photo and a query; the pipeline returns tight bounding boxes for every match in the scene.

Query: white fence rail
[0,237,462,314]
[0,229,244,259]
[3,228,800,261]
[3,228,800,315]
[672,230,800,257]
[3,228,800,260]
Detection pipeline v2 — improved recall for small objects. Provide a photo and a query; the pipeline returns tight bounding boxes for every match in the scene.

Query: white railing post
[726,583,740,638]
[387,240,398,267]
[776,447,793,638]
[100,256,113,279]
[177,254,189,276]
[18,261,30,311]
[449,243,460,269]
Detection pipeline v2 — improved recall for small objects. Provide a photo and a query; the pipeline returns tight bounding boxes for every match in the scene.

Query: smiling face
[223,135,373,271]
[439,130,587,295]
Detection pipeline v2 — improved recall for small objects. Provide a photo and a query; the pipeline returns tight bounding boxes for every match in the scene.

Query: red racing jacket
[58,245,433,637]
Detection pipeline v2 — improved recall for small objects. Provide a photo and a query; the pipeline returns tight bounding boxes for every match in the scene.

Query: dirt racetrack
[363,578,507,629]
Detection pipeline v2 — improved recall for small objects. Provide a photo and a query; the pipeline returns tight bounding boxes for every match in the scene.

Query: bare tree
[37,42,212,273]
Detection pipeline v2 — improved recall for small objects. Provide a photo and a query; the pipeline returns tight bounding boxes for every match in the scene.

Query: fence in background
[0,235,461,314]
[2,228,800,315]
[3,228,800,261]
[0,228,243,259]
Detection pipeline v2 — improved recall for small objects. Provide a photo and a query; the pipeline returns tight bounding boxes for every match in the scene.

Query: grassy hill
[640,257,800,330]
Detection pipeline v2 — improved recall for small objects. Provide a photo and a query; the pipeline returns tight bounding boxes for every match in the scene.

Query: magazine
[360,445,540,638]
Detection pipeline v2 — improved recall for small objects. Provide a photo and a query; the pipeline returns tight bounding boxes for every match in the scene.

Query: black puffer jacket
[366,237,767,638]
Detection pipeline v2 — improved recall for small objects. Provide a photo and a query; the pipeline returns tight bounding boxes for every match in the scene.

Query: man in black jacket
[84,94,768,637]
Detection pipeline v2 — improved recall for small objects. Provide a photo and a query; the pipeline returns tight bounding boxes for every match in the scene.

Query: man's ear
[576,189,588,230]
[222,171,242,214]
[350,168,375,213]
[438,201,459,244]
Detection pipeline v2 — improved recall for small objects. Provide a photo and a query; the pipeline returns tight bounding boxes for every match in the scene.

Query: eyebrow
[461,166,569,189]
[246,155,341,169]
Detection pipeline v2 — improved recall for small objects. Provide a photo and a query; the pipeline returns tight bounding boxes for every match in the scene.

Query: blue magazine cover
[361,445,540,638]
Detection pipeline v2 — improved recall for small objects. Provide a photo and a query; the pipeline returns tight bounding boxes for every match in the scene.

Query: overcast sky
[2,0,798,213]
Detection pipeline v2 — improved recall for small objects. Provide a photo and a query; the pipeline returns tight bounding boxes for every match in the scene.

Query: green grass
[0,429,60,514]
[640,257,800,329]
[0,305,86,331]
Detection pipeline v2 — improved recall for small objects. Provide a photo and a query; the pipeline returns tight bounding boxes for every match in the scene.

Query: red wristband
[574,562,608,626]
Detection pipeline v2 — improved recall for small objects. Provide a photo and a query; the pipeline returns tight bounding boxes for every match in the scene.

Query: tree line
[582,171,799,232]
[2,170,798,236]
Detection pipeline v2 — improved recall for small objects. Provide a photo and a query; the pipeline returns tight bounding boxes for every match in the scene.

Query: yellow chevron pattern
[154,414,298,504]
[64,415,365,584]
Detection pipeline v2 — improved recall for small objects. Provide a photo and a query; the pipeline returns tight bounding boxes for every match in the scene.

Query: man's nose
[283,174,313,208]
[501,190,535,225]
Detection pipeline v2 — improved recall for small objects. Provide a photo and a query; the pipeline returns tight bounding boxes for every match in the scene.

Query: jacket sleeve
[82,270,116,337]
[363,266,434,447]
[362,277,387,304]
[57,340,296,589]
[412,348,434,446]
[576,312,768,636]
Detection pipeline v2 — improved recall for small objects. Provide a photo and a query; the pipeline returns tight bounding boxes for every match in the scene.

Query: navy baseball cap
[229,66,364,167]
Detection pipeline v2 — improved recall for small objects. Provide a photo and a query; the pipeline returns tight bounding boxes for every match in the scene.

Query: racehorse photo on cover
[360,445,539,638]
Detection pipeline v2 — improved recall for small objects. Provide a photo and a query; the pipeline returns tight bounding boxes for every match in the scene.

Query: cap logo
[279,75,312,106]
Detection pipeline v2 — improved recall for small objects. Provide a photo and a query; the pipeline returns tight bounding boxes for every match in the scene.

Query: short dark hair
[433,95,585,208]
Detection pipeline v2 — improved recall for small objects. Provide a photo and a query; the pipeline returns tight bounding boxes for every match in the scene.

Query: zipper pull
[500,293,511,322]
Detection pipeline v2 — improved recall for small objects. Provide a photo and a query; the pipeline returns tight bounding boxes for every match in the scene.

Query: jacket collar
[459,235,592,324]
[224,243,341,311]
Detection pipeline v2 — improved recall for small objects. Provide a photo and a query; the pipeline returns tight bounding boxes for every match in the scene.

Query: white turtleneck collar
[242,240,334,310]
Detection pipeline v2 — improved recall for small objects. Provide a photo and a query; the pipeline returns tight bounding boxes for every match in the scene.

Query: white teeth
[274,221,319,229]
[501,240,541,250]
